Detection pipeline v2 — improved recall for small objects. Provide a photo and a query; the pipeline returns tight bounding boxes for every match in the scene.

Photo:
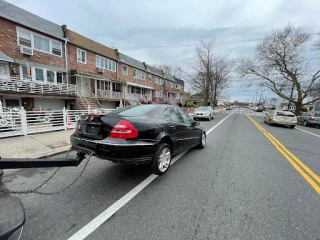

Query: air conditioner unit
[20,46,33,56]
[96,67,104,73]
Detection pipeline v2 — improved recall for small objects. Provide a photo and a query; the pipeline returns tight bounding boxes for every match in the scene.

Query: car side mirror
[191,121,200,127]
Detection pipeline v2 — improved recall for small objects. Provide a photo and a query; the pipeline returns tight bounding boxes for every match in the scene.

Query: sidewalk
[0,129,74,158]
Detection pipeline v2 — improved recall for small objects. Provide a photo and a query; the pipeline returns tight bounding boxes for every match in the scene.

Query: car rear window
[109,105,158,116]
[277,112,295,117]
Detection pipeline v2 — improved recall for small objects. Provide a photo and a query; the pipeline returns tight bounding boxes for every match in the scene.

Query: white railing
[0,103,115,138]
[0,77,76,96]
[96,89,124,99]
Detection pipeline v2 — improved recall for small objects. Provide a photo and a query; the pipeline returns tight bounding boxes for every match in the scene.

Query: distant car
[226,106,232,110]
[193,106,214,121]
[70,104,206,175]
[263,110,297,128]
[297,112,320,127]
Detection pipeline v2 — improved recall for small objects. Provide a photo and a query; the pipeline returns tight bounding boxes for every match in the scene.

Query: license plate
[86,124,100,134]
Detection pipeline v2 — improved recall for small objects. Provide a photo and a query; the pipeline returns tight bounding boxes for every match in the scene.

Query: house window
[18,29,31,47]
[52,41,62,56]
[34,35,50,52]
[176,84,180,90]
[170,82,174,88]
[35,68,44,81]
[133,69,145,80]
[123,65,128,75]
[17,28,62,56]
[21,65,32,80]
[148,74,152,81]
[57,72,63,83]
[47,71,55,82]
[77,49,86,63]
[96,55,116,72]
[97,80,110,90]
[155,77,163,85]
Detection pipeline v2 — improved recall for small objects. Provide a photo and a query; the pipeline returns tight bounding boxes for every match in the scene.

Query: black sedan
[70,104,206,175]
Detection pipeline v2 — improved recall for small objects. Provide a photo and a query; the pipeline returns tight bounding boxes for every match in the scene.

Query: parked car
[193,106,214,120]
[263,110,297,128]
[70,104,206,175]
[297,112,320,127]
[226,106,232,110]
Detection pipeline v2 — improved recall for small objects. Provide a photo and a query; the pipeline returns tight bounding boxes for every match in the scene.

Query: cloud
[12,0,320,101]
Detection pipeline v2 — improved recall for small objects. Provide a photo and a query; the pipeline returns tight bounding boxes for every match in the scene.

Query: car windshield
[197,107,210,111]
[108,105,158,116]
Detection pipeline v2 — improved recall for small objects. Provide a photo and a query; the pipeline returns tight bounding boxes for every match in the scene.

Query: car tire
[269,120,273,126]
[303,120,308,126]
[197,131,206,149]
[151,143,172,175]
[290,125,296,129]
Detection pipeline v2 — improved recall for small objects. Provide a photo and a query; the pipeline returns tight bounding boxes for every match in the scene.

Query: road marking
[296,127,320,138]
[206,112,234,135]
[68,113,234,240]
[246,114,320,194]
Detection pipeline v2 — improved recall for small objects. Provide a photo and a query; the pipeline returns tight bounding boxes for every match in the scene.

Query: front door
[77,77,91,96]
[0,61,10,80]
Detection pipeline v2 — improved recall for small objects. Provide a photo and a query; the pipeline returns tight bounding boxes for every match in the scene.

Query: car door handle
[169,125,175,129]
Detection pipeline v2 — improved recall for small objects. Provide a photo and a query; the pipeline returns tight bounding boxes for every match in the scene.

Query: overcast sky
[10,0,320,101]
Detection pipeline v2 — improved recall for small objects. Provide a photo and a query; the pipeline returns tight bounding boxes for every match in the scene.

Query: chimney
[115,48,120,59]
[62,24,68,38]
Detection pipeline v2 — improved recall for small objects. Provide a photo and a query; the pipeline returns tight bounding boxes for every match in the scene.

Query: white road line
[296,127,320,138]
[206,111,233,135]
[67,113,233,240]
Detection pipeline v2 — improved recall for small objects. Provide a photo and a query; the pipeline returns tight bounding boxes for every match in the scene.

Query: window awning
[127,82,153,90]
[0,51,14,62]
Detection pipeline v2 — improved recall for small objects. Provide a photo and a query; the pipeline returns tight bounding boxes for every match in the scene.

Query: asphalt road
[2,109,320,240]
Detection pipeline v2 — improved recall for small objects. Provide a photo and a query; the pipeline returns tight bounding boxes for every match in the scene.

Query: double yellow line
[246,114,320,194]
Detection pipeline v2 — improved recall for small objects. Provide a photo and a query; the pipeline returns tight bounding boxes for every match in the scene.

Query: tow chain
[0,151,94,195]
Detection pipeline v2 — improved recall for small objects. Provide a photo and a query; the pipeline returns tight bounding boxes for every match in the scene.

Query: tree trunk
[294,101,303,116]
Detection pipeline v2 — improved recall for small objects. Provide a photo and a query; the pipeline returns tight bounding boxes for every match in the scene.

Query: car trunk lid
[77,114,120,140]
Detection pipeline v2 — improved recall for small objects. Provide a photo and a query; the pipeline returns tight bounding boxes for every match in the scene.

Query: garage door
[34,98,65,110]
[101,101,116,109]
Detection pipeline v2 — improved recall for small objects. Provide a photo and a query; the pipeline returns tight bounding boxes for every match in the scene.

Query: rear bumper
[272,119,297,125]
[308,121,320,127]
[70,134,157,164]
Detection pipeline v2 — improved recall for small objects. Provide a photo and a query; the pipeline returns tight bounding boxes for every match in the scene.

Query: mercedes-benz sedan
[70,104,206,175]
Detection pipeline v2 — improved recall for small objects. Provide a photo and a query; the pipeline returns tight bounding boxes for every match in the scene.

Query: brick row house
[0,0,185,111]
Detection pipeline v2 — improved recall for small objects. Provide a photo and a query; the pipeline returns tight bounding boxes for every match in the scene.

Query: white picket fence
[0,103,114,138]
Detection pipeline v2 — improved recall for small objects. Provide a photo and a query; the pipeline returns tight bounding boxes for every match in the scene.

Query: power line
[118,32,320,49]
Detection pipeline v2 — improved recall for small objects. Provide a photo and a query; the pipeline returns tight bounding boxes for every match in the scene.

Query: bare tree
[238,25,320,115]
[153,64,184,79]
[183,40,232,105]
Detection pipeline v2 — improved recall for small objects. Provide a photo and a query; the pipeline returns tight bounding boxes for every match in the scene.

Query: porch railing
[96,90,124,100]
[0,103,114,138]
[0,77,76,96]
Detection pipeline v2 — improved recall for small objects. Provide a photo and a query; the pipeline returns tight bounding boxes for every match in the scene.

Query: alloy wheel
[201,132,206,147]
[158,147,171,172]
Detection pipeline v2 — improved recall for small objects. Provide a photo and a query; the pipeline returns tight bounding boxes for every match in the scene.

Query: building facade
[0,0,76,111]
[0,0,185,112]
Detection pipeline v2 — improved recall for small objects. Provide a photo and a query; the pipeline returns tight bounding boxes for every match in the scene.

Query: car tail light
[108,119,138,138]
[311,113,315,120]
[75,125,78,132]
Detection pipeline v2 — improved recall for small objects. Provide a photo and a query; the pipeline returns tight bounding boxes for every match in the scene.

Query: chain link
[0,151,93,195]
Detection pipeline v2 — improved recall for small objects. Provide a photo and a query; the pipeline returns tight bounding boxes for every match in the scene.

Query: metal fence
[0,103,114,138]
